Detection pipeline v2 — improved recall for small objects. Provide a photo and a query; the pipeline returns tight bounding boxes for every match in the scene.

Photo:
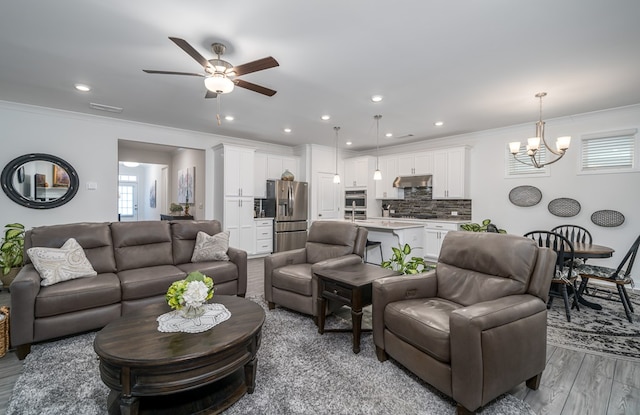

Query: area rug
[546,286,640,361]
[7,297,534,415]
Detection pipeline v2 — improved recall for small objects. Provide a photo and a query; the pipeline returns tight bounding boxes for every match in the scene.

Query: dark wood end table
[315,263,399,354]
[94,295,264,415]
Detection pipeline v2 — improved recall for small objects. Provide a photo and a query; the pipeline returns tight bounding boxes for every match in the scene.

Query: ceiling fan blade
[143,69,204,77]
[168,37,211,71]
[205,90,218,99]
[235,79,277,96]
[230,57,279,76]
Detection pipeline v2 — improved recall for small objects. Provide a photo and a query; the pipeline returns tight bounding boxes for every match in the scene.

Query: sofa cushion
[272,264,314,296]
[27,238,98,286]
[437,232,537,306]
[171,220,223,265]
[191,231,230,262]
[111,221,174,271]
[177,261,238,285]
[385,297,463,363]
[26,222,116,274]
[35,272,121,317]
[118,265,186,301]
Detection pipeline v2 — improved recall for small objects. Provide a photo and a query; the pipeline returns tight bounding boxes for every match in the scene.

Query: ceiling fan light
[204,75,234,94]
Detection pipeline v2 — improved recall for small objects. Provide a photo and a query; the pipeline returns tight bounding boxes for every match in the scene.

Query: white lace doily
[157,303,231,333]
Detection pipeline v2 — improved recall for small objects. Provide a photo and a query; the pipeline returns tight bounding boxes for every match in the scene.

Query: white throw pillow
[191,231,230,262]
[27,238,98,286]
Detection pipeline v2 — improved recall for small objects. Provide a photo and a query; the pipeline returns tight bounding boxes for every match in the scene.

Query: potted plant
[381,243,435,275]
[1,223,25,289]
[169,203,184,215]
[460,219,506,233]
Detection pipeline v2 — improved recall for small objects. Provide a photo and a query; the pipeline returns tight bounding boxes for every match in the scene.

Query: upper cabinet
[267,155,299,181]
[343,156,373,188]
[375,156,403,199]
[432,147,468,199]
[397,151,434,176]
[223,145,255,197]
[254,153,301,198]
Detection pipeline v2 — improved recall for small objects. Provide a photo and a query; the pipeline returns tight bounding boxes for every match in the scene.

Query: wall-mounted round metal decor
[548,198,581,217]
[591,210,625,227]
[509,185,542,207]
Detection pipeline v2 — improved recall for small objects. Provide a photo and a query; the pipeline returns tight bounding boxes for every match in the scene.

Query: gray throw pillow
[191,231,230,262]
[27,238,98,286]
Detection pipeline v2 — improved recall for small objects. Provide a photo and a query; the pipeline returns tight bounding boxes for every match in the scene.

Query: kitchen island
[353,220,424,264]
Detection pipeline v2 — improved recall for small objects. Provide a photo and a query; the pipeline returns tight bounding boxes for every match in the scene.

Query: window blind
[581,133,635,171]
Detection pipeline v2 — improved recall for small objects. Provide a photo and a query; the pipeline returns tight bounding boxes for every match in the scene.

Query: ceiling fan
[143,37,279,98]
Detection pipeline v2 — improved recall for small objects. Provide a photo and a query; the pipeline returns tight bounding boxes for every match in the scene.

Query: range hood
[392,175,432,188]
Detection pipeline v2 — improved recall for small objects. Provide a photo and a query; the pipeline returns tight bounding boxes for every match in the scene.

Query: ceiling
[2,1,640,151]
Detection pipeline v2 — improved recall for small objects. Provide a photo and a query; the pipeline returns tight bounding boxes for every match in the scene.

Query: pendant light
[373,115,382,180]
[333,126,341,184]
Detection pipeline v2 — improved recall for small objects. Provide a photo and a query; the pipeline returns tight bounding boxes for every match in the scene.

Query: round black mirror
[1,153,79,209]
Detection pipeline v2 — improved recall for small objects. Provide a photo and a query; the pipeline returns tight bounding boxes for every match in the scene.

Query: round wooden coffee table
[94,295,264,415]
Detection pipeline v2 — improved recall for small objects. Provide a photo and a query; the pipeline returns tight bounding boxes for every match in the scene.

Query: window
[505,143,549,177]
[118,175,137,182]
[581,129,637,172]
[118,184,135,217]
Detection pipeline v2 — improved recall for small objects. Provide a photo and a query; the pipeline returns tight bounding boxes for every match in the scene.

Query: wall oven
[345,190,367,220]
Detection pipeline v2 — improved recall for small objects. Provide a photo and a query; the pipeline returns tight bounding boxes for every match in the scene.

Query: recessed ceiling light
[74,84,91,92]
[284,128,292,133]
[434,121,444,127]
[371,95,383,102]
[321,115,331,121]
[225,115,234,121]
[122,161,140,168]
[346,141,352,146]
[385,133,393,138]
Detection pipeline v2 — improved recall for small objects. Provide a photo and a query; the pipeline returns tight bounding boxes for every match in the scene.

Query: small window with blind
[505,143,549,177]
[580,129,637,173]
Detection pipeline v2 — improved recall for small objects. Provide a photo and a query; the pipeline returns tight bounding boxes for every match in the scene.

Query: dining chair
[551,224,592,244]
[575,234,640,323]
[524,231,578,321]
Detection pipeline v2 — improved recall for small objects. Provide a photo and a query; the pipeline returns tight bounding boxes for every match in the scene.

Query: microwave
[345,190,366,209]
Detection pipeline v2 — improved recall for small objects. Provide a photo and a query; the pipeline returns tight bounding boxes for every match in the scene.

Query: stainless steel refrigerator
[265,180,308,252]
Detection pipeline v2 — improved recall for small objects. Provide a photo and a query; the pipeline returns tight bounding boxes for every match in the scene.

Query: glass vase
[181,304,206,319]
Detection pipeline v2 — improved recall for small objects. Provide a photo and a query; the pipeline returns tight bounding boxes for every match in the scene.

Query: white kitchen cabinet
[397,152,434,176]
[254,153,301,198]
[432,147,468,199]
[223,145,255,197]
[254,218,273,254]
[375,156,403,199]
[254,153,268,198]
[423,222,464,260]
[224,197,255,253]
[344,156,372,188]
[267,155,300,181]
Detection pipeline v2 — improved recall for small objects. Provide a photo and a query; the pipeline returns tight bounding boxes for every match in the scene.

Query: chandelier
[509,92,571,168]
[373,115,382,181]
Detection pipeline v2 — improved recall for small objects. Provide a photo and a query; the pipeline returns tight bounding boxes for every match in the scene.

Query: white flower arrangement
[166,271,214,311]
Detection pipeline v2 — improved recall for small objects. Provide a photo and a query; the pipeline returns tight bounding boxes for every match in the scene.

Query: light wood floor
[1,258,639,414]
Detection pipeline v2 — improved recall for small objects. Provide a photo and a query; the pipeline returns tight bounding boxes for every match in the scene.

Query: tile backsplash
[382,187,471,220]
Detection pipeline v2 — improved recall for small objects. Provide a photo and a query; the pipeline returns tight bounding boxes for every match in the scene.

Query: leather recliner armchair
[264,221,367,317]
[373,232,556,414]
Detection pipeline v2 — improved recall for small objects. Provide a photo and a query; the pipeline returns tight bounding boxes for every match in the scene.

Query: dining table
[569,242,615,310]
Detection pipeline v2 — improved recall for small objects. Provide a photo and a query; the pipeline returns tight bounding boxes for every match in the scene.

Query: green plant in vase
[381,243,434,275]
[460,219,506,233]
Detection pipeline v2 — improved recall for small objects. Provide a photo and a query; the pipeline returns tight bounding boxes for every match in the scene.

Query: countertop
[366,217,471,225]
[353,220,425,230]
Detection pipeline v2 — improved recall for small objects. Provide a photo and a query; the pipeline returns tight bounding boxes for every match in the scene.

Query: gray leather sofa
[10,220,247,359]
[373,232,556,414]
[264,221,367,317]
